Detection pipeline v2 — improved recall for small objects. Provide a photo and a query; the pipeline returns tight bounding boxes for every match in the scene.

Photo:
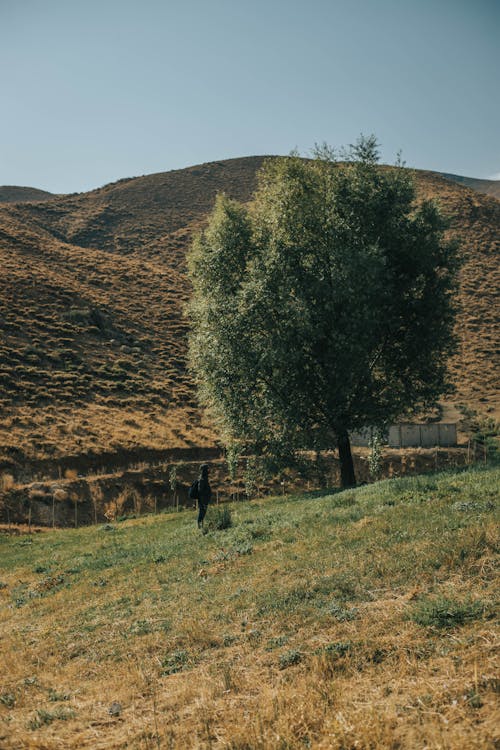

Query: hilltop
[0,465,498,748]
[0,186,56,203]
[0,157,498,471]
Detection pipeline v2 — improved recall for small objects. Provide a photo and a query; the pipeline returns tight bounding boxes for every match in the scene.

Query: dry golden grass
[0,186,56,203]
[440,173,500,201]
[0,465,498,748]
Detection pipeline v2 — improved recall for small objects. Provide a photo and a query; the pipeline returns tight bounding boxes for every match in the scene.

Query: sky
[1,0,499,194]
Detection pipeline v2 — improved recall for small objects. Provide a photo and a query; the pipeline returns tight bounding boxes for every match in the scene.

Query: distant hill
[439,173,500,201]
[0,157,498,467]
[0,186,57,203]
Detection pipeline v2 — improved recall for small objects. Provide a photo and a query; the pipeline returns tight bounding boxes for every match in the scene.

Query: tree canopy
[187,138,460,486]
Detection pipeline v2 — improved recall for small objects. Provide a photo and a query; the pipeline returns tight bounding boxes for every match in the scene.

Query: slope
[0,157,498,469]
[0,466,498,749]
[440,173,500,201]
[0,186,57,203]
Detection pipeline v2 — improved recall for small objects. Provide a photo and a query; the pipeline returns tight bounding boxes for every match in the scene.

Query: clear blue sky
[1,0,499,193]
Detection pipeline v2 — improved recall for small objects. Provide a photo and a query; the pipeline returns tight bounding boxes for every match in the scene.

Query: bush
[368,432,383,480]
[471,417,500,462]
[161,650,189,675]
[205,506,233,531]
[279,649,302,669]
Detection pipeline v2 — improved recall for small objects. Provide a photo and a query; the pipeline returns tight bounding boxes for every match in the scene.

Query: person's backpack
[188,480,200,500]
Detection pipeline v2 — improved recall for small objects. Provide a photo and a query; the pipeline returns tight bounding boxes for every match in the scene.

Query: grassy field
[0,465,498,749]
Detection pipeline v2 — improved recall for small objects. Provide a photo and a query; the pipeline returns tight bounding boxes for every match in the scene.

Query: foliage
[225,443,240,482]
[187,137,461,486]
[471,416,500,461]
[161,650,190,675]
[368,430,383,481]
[205,505,233,531]
[168,464,182,494]
[279,649,302,669]
[243,456,269,498]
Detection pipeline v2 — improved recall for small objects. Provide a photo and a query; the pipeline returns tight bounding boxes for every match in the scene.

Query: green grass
[0,464,498,749]
[410,596,488,628]
[1,465,497,634]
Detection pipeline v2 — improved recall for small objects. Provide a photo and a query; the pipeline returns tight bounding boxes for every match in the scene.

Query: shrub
[471,417,500,462]
[161,650,189,675]
[368,432,383,480]
[28,707,75,730]
[205,506,233,531]
[279,649,302,669]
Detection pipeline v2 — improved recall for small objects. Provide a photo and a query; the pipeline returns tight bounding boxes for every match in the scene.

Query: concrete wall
[387,423,457,448]
[351,424,457,448]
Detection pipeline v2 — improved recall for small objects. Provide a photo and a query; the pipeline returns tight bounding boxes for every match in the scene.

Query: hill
[0,186,56,203]
[0,465,498,748]
[440,173,500,201]
[0,157,498,471]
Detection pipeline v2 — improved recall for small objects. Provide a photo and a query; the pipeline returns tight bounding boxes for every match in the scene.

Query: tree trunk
[337,429,356,488]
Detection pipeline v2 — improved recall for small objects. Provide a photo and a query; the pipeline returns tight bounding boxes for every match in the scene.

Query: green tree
[187,137,460,487]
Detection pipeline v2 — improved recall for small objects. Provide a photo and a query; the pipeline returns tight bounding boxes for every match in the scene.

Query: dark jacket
[198,470,212,504]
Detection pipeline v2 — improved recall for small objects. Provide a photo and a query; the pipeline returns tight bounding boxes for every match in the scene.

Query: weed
[48,688,71,702]
[266,636,289,651]
[328,602,359,621]
[330,573,359,601]
[34,564,50,573]
[368,432,383,481]
[161,650,190,675]
[129,620,153,636]
[410,596,487,628]
[234,539,253,555]
[465,689,483,709]
[205,506,233,531]
[257,585,317,615]
[249,526,271,540]
[0,692,16,707]
[28,707,76,730]
[279,649,302,669]
[221,662,234,691]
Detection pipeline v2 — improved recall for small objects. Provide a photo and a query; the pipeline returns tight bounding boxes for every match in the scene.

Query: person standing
[196,463,212,529]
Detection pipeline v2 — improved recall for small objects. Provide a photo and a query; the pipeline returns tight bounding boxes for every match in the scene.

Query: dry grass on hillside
[0,186,56,204]
[0,158,498,467]
[0,210,212,463]
[413,171,499,418]
[0,466,498,748]
[440,173,500,201]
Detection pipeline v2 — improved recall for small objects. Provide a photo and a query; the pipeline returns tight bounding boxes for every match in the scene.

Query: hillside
[0,157,498,471]
[0,186,56,203]
[0,466,498,748]
[440,173,500,201]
